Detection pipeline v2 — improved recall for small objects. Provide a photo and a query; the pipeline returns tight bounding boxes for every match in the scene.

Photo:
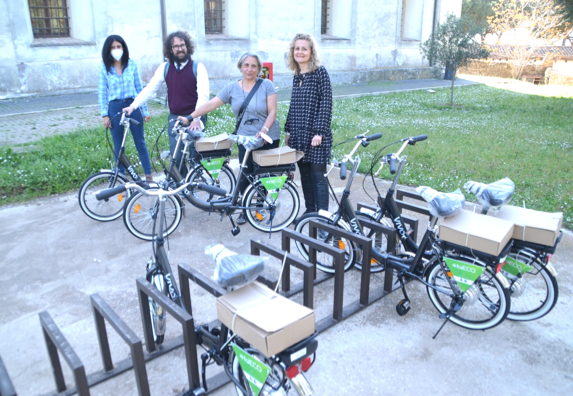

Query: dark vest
[165,60,198,115]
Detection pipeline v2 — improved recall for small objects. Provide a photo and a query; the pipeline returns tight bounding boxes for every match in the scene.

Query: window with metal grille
[28,0,70,38]
[321,0,330,35]
[204,0,225,34]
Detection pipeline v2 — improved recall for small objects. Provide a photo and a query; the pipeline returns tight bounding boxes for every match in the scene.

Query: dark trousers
[108,98,152,175]
[298,162,328,213]
[238,139,280,195]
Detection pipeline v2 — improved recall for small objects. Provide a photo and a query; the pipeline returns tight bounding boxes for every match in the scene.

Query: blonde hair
[286,33,321,75]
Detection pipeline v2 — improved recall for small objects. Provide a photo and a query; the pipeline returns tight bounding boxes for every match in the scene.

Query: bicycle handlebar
[129,118,141,126]
[95,184,127,201]
[366,133,382,141]
[95,181,227,202]
[389,156,397,174]
[340,161,347,180]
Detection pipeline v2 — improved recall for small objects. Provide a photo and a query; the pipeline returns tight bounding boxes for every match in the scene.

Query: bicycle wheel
[78,171,130,221]
[505,249,559,321]
[294,213,356,273]
[353,212,395,273]
[185,164,236,209]
[231,346,286,396]
[425,261,510,330]
[147,264,167,346]
[243,181,300,233]
[123,191,182,241]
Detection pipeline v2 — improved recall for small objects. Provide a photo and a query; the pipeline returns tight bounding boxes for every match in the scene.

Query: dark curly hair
[163,31,195,62]
[102,35,129,73]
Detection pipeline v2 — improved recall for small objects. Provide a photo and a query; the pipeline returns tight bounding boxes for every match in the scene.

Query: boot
[299,166,316,214]
[313,172,329,212]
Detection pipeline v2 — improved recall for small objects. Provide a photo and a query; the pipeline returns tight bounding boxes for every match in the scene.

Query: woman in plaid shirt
[98,35,153,181]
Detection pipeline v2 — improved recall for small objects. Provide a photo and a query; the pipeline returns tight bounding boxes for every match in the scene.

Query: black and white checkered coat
[285,66,333,164]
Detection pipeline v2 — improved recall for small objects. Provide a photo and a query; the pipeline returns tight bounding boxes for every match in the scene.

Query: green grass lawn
[1,81,572,228]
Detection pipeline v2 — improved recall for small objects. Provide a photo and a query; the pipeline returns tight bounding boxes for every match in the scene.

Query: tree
[488,0,569,79]
[462,0,496,42]
[420,14,490,106]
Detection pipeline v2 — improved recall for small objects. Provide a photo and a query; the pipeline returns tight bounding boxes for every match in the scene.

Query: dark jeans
[298,162,328,213]
[108,98,152,175]
[168,114,206,178]
[238,139,280,195]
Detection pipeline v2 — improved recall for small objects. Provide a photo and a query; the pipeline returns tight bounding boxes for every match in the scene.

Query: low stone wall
[459,60,548,79]
[545,61,573,86]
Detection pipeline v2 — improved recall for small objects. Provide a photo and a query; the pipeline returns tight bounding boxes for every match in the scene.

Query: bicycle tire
[425,261,510,330]
[505,249,559,321]
[185,164,236,209]
[294,213,356,273]
[123,191,182,241]
[78,171,130,222]
[243,181,300,233]
[231,346,286,396]
[147,268,167,346]
[353,212,396,273]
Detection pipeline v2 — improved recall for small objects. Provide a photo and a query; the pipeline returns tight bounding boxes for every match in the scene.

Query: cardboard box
[439,209,514,256]
[252,147,304,167]
[216,282,315,358]
[488,205,563,246]
[195,133,234,152]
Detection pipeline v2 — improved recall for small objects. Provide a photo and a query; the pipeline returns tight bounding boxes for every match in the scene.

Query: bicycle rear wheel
[231,346,286,396]
[78,171,130,221]
[425,261,510,330]
[243,181,300,233]
[123,191,182,241]
[505,250,558,321]
[294,213,356,273]
[185,164,236,209]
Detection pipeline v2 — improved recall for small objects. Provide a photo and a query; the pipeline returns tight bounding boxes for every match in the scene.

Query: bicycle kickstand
[395,273,411,316]
[432,298,463,339]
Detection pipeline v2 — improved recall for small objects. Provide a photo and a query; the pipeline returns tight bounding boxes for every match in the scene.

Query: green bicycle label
[259,175,287,202]
[200,157,225,180]
[231,343,271,396]
[444,258,486,292]
[502,256,533,277]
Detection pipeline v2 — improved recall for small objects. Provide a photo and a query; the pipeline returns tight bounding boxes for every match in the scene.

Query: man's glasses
[172,44,186,50]
[244,118,259,125]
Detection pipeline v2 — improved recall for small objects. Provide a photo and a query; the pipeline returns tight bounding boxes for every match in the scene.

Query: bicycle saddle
[206,244,267,289]
[417,186,465,218]
[227,134,266,150]
[464,178,514,210]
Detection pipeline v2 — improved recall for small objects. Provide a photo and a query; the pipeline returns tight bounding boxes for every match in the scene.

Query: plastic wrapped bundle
[464,178,514,212]
[416,187,466,218]
[227,134,265,150]
[206,244,268,289]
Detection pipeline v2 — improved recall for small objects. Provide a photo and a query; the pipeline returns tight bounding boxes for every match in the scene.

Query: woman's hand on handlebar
[177,115,190,126]
[102,116,111,128]
[122,105,135,116]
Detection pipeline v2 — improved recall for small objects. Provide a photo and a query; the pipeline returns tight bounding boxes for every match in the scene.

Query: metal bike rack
[38,311,90,396]
[0,354,17,396]
[136,278,202,392]
[250,240,315,309]
[90,294,150,396]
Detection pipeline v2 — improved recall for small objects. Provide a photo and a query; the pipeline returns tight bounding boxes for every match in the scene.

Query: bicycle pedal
[396,299,411,316]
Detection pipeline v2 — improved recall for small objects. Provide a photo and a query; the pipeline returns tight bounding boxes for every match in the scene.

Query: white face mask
[111,49,123,61]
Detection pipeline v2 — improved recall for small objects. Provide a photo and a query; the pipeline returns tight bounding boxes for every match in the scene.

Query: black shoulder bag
[232,78,264,135]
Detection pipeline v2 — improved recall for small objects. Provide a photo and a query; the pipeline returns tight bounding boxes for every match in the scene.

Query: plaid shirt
[98,59,149,117]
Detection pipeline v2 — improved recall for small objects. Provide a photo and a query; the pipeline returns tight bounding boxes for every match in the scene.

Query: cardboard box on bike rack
[195,133,234,152]
[439,209,514,256]
[487,205,563,246]
[252,146,304,167]
[216,282,315,358]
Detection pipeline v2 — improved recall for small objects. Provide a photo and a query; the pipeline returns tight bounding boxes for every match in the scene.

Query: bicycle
[464,178,561,321]
[97,184,317,396]
[184,133,301,236]
[294,131,383,273]
[122,122,235,241]
[78,112,144,221]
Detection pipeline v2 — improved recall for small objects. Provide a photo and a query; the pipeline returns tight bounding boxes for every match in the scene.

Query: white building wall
[0,0,461,96]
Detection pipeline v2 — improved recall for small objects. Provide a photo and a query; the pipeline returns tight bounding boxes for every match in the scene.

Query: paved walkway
[0,78,478,147]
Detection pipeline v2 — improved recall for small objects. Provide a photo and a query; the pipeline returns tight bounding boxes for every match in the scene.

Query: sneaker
[236,213,247,225]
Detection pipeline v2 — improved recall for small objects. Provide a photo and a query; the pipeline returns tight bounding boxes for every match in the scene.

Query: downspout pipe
[430,0,438,67]
[160,0,167,45]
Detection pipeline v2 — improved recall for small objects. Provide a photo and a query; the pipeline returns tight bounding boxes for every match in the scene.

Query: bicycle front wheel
[123,192,182,241]
[294,213,356,273]
[78,171,130,221]
[185,164,236,209]
[243,181,300,233]
[425,261,510,330]
[147,266,167,346]
[505,250,559,321]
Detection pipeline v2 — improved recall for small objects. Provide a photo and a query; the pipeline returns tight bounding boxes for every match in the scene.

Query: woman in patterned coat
[285,33,333,215]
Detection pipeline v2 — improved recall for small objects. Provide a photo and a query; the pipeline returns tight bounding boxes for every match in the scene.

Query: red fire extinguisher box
[262,62,273,81]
